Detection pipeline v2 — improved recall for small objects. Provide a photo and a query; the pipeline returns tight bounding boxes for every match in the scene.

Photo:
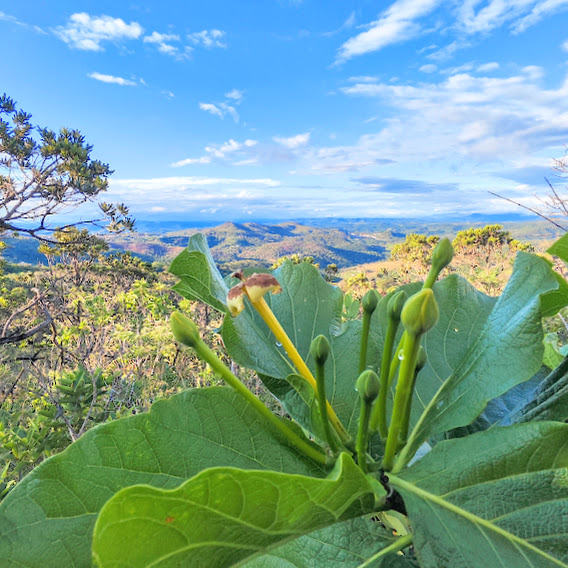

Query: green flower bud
[362,289,379,315]
[388,290,407,323]
[415,345,427,373]
[431,238,454,274]
[401,289,439,336]
[310,334,330,366]
[356,369,380,403]
[170,311,201,347]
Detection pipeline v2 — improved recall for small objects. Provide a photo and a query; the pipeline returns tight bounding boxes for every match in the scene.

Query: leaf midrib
[389,474,568,567]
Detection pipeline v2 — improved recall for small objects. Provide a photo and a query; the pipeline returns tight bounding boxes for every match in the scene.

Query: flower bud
[362,289,379,315]
[171,311,201,347]
[431,238,454,274]
[388,290,407,323]
[310,334,330,365]
[356,369,380,403]
[243,273,282,303]
[227,283,245,316]
[401,289,439,336]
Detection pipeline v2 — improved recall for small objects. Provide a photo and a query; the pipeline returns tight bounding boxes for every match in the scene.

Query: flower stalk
[355,370,380,473]
[359,289,379,375]
[370,290,406,437]
[230,272,353,450]
[311,335,340,453]
[382,289,439,471]
[171,311,330,466]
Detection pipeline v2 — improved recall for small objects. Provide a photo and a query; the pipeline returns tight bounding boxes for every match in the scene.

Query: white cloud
[199,101,239,122]
[54,13,143,51]
[562,38,568,51]
[512,0,568,33]
[323,69,568,174]
[171,157,212,167]
[198,102,223,118]
[477,62,500,72]
[112,176,279,191]
[188,29,227,48]
[273,132,311,148]
[87,72,137,86]
[419,64,438,73]
[171,139,258,167]
[143,31,185,57]
[225,89,244,102]
[336,0,443,62]
[457,0,568,35]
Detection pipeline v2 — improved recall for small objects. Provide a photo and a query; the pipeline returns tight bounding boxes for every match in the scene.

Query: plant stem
[314,355,340,453]
[356,534,413,568]
[356,398,372,473]
[398,367,420,448]
[370,317,398,437]
[191,333,330,466]
[250,295,353,449]
[382,333,421,471]
[358,309,372,375]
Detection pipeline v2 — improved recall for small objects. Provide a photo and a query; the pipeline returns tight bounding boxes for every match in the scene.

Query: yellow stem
[251,295,352,447]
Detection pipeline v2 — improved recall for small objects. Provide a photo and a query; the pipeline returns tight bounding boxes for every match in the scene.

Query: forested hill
[106,221,393,272]
[3,218,561,274]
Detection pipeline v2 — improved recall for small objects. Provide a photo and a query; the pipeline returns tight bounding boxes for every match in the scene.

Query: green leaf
[92,453,377,567]
[399,252,558,464]
[241,517,418,568]
[547,231,568,262]
[543,233,568,316]
[390,422,568,567]
[0,388,325,568]
[169,234,229,313]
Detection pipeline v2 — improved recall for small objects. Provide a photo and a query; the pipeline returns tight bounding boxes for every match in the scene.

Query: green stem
[358,309,372,375]
[387,337,404,389]
[315,358,340,453]
[192,336,330,466]
[398,367,420,448]
[356,534,413,568]
[382,333,421,471]
[356,397,372,473]
[370,317,398,437]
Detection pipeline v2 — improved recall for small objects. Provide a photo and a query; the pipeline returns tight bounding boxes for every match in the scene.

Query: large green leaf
[390,422,568,567]
[241,517,418,568]
[0,388,325,568]
[172,239,560,456]
[169,233,229,312]
[398,252,558,463]
[92,453,377,567]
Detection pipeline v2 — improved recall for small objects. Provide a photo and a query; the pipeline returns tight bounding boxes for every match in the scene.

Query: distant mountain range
[2,216,563,273]
[106,221,396,272]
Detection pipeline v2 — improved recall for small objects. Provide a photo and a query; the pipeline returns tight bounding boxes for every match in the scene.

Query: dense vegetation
[0,230,567,567]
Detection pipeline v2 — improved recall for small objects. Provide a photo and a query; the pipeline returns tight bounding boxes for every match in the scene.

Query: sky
[2,0,568,225]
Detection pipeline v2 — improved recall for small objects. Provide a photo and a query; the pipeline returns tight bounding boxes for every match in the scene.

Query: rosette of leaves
[0,233,567,567]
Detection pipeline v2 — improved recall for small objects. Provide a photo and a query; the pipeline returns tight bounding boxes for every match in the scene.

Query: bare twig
[488,191,567,231]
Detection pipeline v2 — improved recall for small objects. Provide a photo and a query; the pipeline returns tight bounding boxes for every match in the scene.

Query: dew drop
[398,352,405,361]
[275,342,283,347]
[436,400,444,409]
[454,328,459,333]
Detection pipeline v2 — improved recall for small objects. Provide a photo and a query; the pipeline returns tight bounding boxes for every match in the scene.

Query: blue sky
[2,1,568,224]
